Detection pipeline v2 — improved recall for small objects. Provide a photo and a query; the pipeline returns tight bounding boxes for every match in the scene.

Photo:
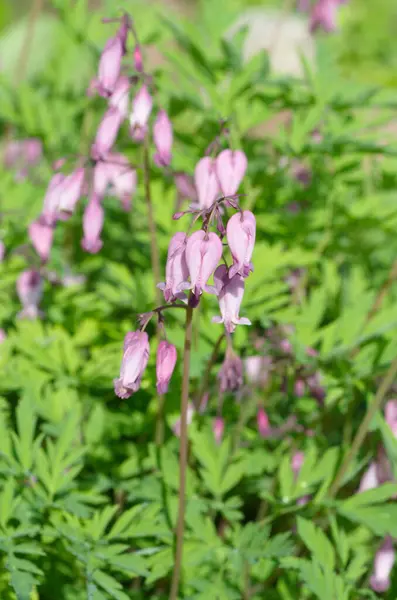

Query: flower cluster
[114,147,255,399]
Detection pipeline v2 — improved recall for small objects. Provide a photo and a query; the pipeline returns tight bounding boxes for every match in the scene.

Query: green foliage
[1,0,397,597]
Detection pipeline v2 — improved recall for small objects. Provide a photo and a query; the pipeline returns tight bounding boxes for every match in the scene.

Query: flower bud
[226,210,256,278]
[134,44,143,72]
[58,168,85,217]
[156,341,177,394]
[358,461,379,493]
[216,149,247,197]
[81,194,104,254]
[194,157,219,210]
[244,355,272,386]
[129,86,153,142]
[213,417,224,445]
[92,107,123,159]
[212,264,251,333]
[98,36,123,96]
[185,230,223,298]
[310,0,340,33]
[153,110,173,167]
[385,400,397,438]
[218,347,243,393]
[157,232,189,303]
[257,407,270,438]
[370,537,395,593]
[109,76,130,119]
[28,218,55,263]
[294,378,306,397]
[42,173,66,226]
[114,331,150,399]
[17,269,43,320]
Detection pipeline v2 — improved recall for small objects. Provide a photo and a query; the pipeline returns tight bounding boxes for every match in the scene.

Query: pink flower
[185,231,223,298]
[153,110,173,167]
[156,341,177,394]
[212,264,251,333]
[97,36,123,96]
[24,138,42,165]
[218,347,243,392]
[0,241,5,262]
[42,173,66,226]
[109,76,130,119]
[226,211,256,278]
[257,407,270,438]
[359,462,380,493]
[370,537,395,593]
[114,331,150,399]
[134,45,143,72]
[58,168,85,217]
[216,149,247,197]
[194,157,219,210]
[310,0,340,33]
[244,355,272,386]
[0,329,6,343]
[92,107,123,159]
[95,154,137,211]
[81,194,104,254]
[291,452,305,477]
[385,400,397,438]
[17,269,43,319]
[157,232,189,303]
[174,172,197,203]
[173,402,195,437]
[129,86,153,142]
[213,417,224,445]
[294,378,306,397]
[28,218,54,263]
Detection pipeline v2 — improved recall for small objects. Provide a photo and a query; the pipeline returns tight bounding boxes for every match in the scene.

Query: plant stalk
[142,136,166,446]
[169,304,194,600]
[328,355,397,498]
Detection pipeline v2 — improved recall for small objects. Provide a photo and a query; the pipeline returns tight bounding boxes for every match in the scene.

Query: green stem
[328,355,397,498]
[169,304,194,600]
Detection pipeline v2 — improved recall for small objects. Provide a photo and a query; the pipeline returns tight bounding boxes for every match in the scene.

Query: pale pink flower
[226,211,256,278]
[28,218,54,263]
[114,331,150,399]
[134,45,143,72]
[91,107,123,159]
[292,452,305,477]
[213,417,224,445]
[17,269,43,319]
[156,341,177,394]
[157,232,189,303]
[173,402,195,437]
[194,157,219,210]
[218,347,243,392]
[95,154,137,211]
[97,36,123,96]
[385,400,397,438]
[129,86,153,142]
[109,76,130,119]
[185,231,223,297]
[58,168,85,217]
[244,355,272,386]
[42,173,66,226]
[294,378,306,397]
[370,537,395,593]
[174,172,197,203]
[212,264,251,333]
[24,138,42,165]
[310,0,340,33]
[153,110,173,167]
[257,407,270,438]
[359,462,380,493]
[0,241,5,262]
[0,329,6,343]
[81,194,104,254]
[216,149,247,197]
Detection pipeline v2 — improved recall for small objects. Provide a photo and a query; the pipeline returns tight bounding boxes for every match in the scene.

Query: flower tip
[81,238,103,254]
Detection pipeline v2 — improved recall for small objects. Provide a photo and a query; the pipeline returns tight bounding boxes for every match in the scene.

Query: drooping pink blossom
[97,35,123,97]
[157,232,189,303]
[94,154,137,211]
[24,138,42,165]
[244,355,272,386]
[42,173,66,226]
[218,347,243,392]
[291,451,310,505]
[257,407,270,438]
[194,157,219,210]
[153,110,173,167]
[81,194,104,254]
[173,402,195,437]
[114,331,150,399]
[310,0,341,33]
[359,462,379,493]
[385,400,397,438]
[174,172,197,203]
[212,264,251,333]
[17,269,43,320]
[91,107,123,159]
[28,218,54,263]
[213,417,224,445]
[370,537,395,593]
[58,168,85,217]
[294,378,306,397]
[109,76,130,119]
[129,86,153,142]
[185,231,223,298]
[226,211,256,278]
[215,149,247,197]
[134,45,143,72]
[116,14,130,55]
[156,341,177,394]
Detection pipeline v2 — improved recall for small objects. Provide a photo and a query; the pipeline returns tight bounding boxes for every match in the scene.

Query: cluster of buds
[115,146,255,405]
[20,13,175,318]
[358,400,397,592]
[298,0,349,33]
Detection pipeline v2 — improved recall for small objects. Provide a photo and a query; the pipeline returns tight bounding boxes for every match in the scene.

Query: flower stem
[142,136,166,446]
[169,303,194,600]
[328,354,397,498]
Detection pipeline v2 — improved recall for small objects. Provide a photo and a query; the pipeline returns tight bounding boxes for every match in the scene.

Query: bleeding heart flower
[28,218,55,263]
[114,331,150,398]
[194,157,220,210]
[81,194,104,254]
[216,149,247,197]
[153,110,173,167]
[212,264,251,333]
[156,341,177,394]
[226,210,256,278]
[157,232,189,303]
[185,230,223,298]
